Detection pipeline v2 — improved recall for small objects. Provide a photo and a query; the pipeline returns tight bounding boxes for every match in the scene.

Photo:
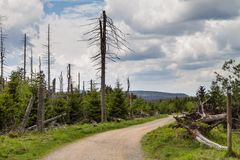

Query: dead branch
[28,113,66,130]
[174,113,227,150]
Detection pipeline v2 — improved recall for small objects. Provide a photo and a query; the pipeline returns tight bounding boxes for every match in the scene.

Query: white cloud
[0,0,43,29]
[3,0,240,95]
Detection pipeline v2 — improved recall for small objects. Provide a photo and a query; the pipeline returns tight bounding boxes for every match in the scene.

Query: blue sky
[44,0,104,15]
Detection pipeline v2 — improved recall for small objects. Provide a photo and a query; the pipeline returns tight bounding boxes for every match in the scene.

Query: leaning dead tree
[83,10,131,122]
[16,96,35,134]
[174,86,230,150]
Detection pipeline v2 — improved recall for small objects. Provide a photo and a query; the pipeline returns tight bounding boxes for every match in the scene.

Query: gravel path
[44,116,174,160]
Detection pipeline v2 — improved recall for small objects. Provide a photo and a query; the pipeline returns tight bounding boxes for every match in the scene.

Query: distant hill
[130,90,188,101]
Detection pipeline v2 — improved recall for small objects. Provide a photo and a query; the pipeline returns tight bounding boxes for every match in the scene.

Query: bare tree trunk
[227,86,232,152]
[0,27,5,91]
[39,56,41,72]
[90,79,93,92]
[127,77,133,117]
[52,78,56,94]
[16,96,35,134]
[37,71,45,132]
[100,10,107,122]
[23,34,27,80]
[30,48,33,83]
[82,80,85,94]
[67,64,71,93]
[59,71,63,93]
[47,24,51,95]
[78,72,80,92]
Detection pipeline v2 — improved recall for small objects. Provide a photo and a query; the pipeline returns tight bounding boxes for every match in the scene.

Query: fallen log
[199,113,226,123]
[192,129,227,150]
[28,113,66,130]
[174,116,227,150]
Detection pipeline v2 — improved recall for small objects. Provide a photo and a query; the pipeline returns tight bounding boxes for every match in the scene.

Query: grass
[141,123,240,160]
[0,114,167,160]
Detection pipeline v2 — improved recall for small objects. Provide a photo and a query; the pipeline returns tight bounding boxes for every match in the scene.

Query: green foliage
[45,94,69,121]
[107,80,128,119]
[68,93,84,123]
[0,69,193,132]
[0,69,33,131]
[214,59,240,107]
[82,90,101,122]
[142,124,240,160]
[207,81,226,109]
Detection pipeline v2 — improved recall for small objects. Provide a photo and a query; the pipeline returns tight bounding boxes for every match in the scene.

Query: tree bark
[199,113,226,123]
[28,113,66,130]
[16,96,35,134]
[192,129,227,150]
[37,71,45,132]
[227,86,232,152]
[100,11,107,122]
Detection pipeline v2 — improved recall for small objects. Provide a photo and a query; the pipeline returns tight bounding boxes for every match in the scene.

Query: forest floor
[141,123,240,160]
[43,116,174,160]
[0,115,168,160]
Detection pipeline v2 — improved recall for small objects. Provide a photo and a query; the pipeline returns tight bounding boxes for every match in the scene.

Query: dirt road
[44,116,174,160]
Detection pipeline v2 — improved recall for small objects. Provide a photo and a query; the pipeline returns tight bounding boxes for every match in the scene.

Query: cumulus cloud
[105,0,240,35]
[2,0,240,95]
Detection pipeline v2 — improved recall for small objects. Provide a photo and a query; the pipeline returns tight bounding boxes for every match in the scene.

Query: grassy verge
[0,115,167,160]
[141,123,240,160]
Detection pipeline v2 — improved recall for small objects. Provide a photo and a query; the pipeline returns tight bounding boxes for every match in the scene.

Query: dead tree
[37,71,45,132]
[227,86,232,152]
[78,72,80,92]
[43,24,53,95]
[16,96,35,134]
[83,10,131,122]
[0,27,6,90]
[23,34,27,80]
[28,113,66,130]
[82,80,85,94]
[67,64,72,93]
[127,77,133,117]
[174,115,227,150]
[59,71,63,93]
[30,48,33,83]
[47,24,51,94]
[39,56,42,72]
[52,78,56,94]
[90,79,93,91]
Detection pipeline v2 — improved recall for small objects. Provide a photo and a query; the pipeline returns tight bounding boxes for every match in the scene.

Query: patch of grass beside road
[141,123,240,160]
